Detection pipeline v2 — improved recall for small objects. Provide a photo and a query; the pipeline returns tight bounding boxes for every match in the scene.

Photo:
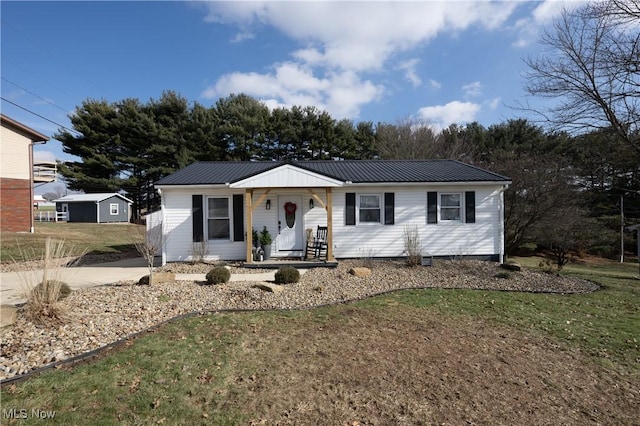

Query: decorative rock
[0,259,597,381]
[153,272,176,284]
[0,305,17,327]
[252,283,283,293]
[349,267,371,277]
[500,261,522,272]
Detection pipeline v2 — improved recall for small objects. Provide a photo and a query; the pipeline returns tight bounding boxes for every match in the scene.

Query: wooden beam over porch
[326,187,334,261]
[245,189,253,263]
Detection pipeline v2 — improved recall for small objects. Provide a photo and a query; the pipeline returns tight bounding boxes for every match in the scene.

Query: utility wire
[1,97,82,136]
[1,77,71,115]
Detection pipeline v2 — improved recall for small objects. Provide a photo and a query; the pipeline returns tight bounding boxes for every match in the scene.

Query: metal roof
[155,160,510,186]
[54,193,133,203]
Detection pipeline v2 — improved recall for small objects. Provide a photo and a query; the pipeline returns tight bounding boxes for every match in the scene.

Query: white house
[154,160,511,265]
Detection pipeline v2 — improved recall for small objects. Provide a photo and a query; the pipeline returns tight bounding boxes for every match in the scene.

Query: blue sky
[2,0,581,170]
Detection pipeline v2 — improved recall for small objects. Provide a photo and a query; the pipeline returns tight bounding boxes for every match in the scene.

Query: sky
[1,0,583,174]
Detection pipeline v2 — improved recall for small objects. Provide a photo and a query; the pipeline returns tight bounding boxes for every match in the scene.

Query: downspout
[499,183,509,264]
[158,188,166,266]
[29,140,47,233]
[96,201,100,223]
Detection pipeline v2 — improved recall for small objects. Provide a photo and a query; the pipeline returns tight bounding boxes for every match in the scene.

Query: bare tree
[493,152,578,255]
[535,205,597,268]
[522,0,640,154]
[42,185,67,202]
[133,223,163,285]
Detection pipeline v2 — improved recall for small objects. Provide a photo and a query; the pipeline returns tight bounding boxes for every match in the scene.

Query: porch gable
[229,164,344,188]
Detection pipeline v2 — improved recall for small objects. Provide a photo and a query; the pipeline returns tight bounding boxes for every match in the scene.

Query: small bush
[494,271,511,280]
[205,266,231,285]
[539,259,561,274]
[274,266,300,284]
[403,225,422,267]
[32,280,72,301]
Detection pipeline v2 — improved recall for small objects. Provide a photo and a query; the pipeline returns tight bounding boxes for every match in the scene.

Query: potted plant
[259,226,273,260]
[252,228,260,248]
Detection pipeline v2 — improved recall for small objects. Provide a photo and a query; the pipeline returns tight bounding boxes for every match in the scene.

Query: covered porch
[230,164,344,264]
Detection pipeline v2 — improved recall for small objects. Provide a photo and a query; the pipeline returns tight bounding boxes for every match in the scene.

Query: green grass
[1,257,638,424]
[370,255,639,374]
[1,222,143,262]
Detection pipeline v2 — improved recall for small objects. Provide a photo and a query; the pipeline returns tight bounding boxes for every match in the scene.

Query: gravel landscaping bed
[0,260,597,381]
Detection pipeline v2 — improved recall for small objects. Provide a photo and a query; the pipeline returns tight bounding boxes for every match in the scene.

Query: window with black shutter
[384,192,394,225]
[345,193,356,225]
[465,191,476,224]
[232,194,244,241]
[192,195,204,242]
[427,192,438,224]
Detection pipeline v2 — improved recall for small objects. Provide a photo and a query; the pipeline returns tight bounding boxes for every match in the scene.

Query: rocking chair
[305,226,328,260]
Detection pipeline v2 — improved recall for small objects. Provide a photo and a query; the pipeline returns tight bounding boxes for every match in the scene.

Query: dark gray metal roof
[155,160,510,186]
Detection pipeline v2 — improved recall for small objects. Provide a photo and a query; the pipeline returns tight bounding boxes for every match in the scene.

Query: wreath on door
[284,202,297,228]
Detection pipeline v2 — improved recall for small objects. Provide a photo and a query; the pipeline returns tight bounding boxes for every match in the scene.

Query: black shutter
[465,191,476,224]
[232,194,244,241]
[345,193,356,226]
[192,195,203,242]
[427,192,438,224]
[384,192,394,225]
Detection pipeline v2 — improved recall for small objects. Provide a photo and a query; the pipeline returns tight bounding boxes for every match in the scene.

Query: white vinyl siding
[161,189,245,262]
[160,184,505,263]
[0,125,31,180]
[331,186,503,259]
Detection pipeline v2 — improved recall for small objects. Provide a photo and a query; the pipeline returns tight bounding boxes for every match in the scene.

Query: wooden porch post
[326,187,334,261]
[245,189,253,263]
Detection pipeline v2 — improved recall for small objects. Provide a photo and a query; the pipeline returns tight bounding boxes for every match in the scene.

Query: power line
[0,97,82,136]
[1,77,72,115]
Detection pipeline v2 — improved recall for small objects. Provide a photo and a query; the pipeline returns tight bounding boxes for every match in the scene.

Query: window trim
[206,196,231,240]
[109,203,119,215]
[439,192,463,223]
[357,193,382,225]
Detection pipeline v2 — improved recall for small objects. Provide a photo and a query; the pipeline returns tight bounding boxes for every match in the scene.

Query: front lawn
[1,257,638,424]
[0,222,143,263]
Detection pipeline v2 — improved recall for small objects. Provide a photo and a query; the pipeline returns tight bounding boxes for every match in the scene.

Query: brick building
[1,115,49,232]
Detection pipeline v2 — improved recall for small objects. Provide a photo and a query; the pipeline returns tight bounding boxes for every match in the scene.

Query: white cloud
[204,2,519,72]
[396,59,422,88]
[202,62,383,119]
[487,97,502,110]
[34,149,58,163]
[462,81,482,97]
[428,79,442,90]
[513,0,585,47]
[417,101,481,129]
[200,2,520,119]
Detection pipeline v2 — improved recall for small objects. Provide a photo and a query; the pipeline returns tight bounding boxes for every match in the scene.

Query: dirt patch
[226,306,639,425]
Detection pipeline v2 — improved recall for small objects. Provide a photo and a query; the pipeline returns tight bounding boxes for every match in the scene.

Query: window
[440,193,462,221]
[207,197,230,239]
[359,194,381,223]
[428,191,476,224]
[109,203,119,215]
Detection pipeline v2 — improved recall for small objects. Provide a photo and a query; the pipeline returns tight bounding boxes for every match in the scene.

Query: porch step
[244,260,338,269]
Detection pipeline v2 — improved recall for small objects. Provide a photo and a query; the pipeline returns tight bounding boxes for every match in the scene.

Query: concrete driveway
[0,257,292,307]
[0,257,153,306]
